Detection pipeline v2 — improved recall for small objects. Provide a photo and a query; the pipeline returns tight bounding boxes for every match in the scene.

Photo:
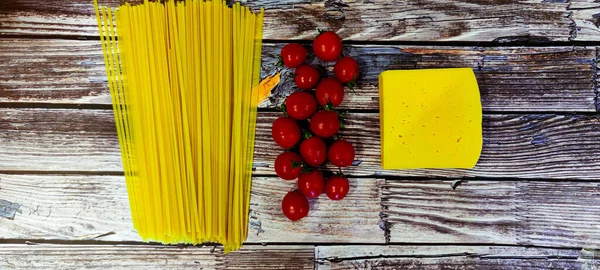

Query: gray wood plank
[3,0,599,42]
[0,39,111,105]
[0,244,314,269]
[254,112,600,180]
[316,245,600,269]
[0,39,597,112]
[383,180,600,248]
[1,243,597,269]
[2,109,600,179]
[0,174,384,243]
[2,173,599,248]
[262,44,598,112]
[570,0,600,41]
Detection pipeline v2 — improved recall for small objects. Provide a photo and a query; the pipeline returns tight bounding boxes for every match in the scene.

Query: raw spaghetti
[94,0,263,252]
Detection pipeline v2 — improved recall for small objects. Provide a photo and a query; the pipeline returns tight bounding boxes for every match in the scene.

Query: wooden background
[1,0,600,269]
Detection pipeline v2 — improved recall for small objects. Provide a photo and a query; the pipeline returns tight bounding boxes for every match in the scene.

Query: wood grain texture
[0,109,123,172]
[0,0,118,37]
[316,245,600,269]
[596,45,599,111]
[258,0,576,42]
[246,178,384,243]
[0,174,383,243]
[0,244,314,269]
[2,172,600,250]
[254,112,600,180]
[570,0,600,41]
[1,244,598,270]
[0,39,111,105]
[262,44,598,112]
[0,174,137,241]
[0,39,597,112]
[2,109,600,180]
[383,180,600,248]
[2,0,594,42]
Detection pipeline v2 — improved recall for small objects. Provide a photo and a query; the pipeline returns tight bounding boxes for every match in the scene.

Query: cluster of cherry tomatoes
[272,31,360,221]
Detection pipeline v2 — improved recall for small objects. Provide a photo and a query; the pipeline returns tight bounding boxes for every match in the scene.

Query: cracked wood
[316,245,599,269]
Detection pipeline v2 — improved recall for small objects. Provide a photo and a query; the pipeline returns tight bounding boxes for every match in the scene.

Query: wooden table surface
[1,0,600,269]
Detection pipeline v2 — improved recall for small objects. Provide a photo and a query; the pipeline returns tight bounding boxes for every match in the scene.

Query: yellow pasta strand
[94,0,263,252]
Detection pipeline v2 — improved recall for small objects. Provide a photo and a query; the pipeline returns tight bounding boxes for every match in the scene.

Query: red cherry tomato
[334,57,360,84]
[299,136,327,167]
[280,43,307,68]
[310,110,340,138]
[281,190,310,221]
[294,64,320,90]
[325,176,350,200]
[274,152,303,180]
[328,140,355,167]
[298,170,325,198]
[315,78,344,107]
[313,31,343,62]
[272,117,301,149]
[286,91,318,120]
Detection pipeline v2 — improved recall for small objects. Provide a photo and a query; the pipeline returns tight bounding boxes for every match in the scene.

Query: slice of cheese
[378,68,482,169]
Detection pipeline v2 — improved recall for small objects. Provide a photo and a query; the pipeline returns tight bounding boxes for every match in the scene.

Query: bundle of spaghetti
[93,0,263,252]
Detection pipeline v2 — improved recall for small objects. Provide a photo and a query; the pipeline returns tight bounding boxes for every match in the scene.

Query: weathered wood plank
[383,180,600,248]
[3,172,600,249]
[0,0,590,42]
[0,39,111,105]
[0,109,122,172]
[0,174,136,241]
[316,245,600,269]
[246,177,384,243]
[1,39,597,112]
[255,112,600,179]
[0,244,314,269]
[0,174,383,243]
[263,44,598,112]
[570,0,600,41]
[2,244,598,270]
[2,109,600,179]
[2,173,600,249]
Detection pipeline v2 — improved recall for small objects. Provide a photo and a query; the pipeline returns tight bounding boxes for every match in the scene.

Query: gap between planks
[3,34,600,47]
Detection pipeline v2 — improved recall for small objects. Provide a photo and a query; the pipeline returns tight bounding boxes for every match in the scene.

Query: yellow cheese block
[378,68,482,169]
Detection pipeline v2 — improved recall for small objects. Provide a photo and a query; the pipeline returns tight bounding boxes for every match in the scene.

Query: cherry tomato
[328,140,355,167]
[334,57,360,84]
[315,78,344,107]
[299,136,327,167]
[272,117,301,148]
[298,170,325,198]
[294,64,320,90]
[280,43,307,68]
[310,110,340,138]
[274,152,303,180]
[281,190,310,221]
[325,176,350,200]
[286,91,318,120]
[313,31,343,62]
